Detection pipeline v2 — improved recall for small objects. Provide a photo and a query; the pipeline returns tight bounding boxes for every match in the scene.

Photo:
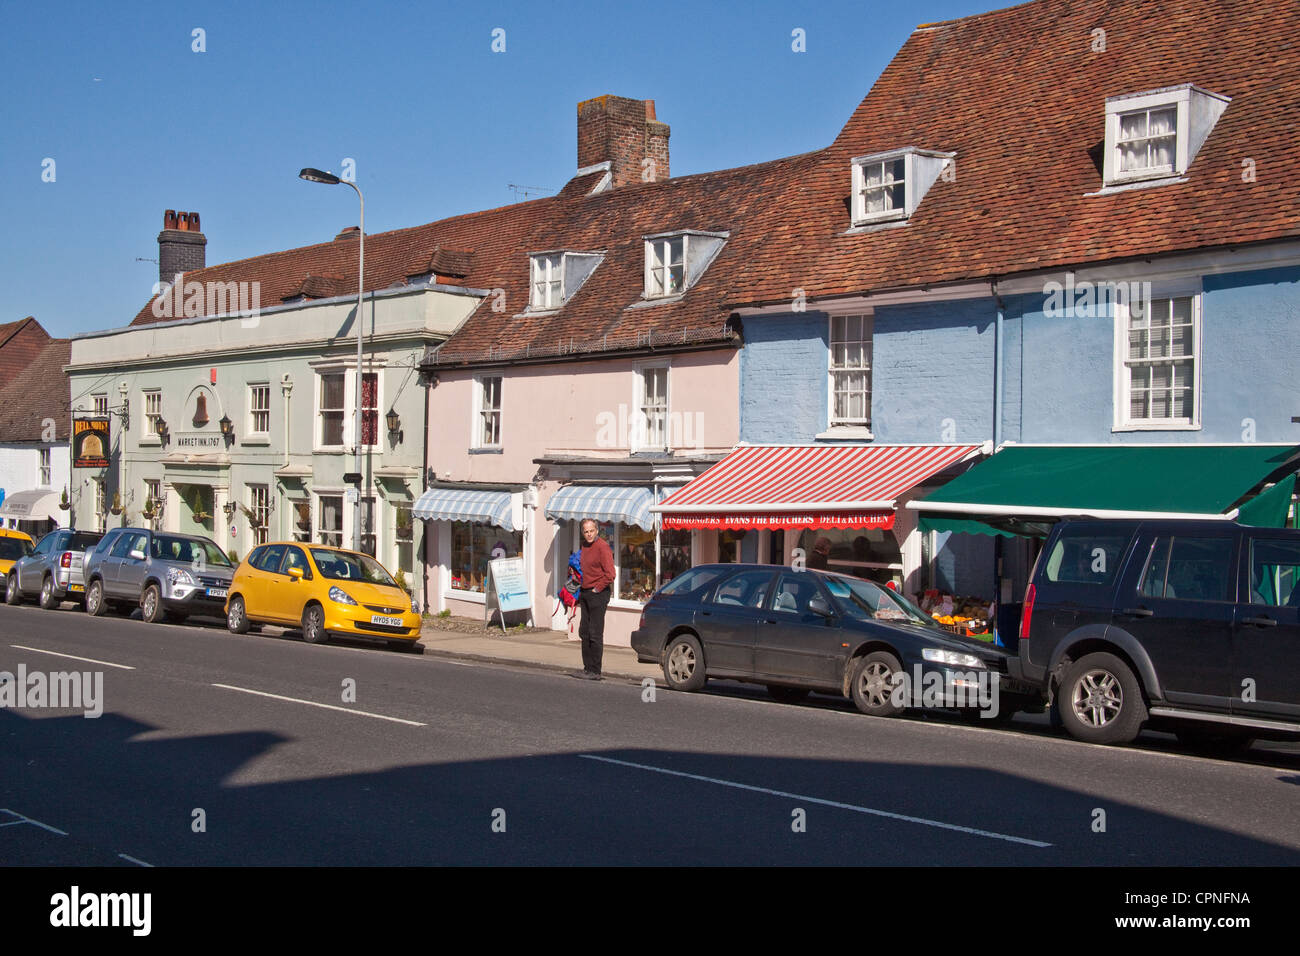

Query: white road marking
[579,754,1053,848]
[9,645,135,670]
[210,683,427,727]
[118,853,153,867]
[0,808,68,835]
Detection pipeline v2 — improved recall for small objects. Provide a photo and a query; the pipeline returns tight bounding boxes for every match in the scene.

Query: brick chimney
[157,210,206,285]
[577,95,670,188]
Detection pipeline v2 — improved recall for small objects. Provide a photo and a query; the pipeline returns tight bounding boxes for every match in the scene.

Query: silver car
[84,528,235,624]
[5,529,104,609]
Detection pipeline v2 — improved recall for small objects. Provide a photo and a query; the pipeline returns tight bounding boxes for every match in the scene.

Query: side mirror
[288,567,304,581]
[129,549,146,561]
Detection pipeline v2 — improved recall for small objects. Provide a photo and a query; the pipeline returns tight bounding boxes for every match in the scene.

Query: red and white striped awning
[653,444,984,530]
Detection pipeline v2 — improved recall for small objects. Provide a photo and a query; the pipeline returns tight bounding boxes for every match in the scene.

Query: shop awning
[545,485,656,531]
[411,487,514,531]
[0,488,61,522]
[652,443,984,530]
[910,444,1300,534]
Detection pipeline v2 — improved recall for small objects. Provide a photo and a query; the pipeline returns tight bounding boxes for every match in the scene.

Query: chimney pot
[157,208,207,289]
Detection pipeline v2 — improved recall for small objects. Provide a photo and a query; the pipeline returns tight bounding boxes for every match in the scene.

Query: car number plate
[69,584,84,593]
[371,614,404,627]
[206,588,228,598]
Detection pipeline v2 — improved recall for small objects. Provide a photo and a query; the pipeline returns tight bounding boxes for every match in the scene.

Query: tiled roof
[0,317,52,388]
[725,0,1300,308]
[281,274,351,301]
[0,338,71,442]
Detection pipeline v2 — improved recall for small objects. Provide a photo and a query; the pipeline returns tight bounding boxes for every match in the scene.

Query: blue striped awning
[411,487,514,531]
[545,485,656,531]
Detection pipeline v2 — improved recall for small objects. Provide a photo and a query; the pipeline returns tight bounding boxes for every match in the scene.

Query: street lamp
[299,166,364,551]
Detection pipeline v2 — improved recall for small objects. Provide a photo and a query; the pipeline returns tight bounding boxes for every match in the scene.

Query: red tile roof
[0,317,53,389]
[0,338,71,442]
[726,0,1300,308]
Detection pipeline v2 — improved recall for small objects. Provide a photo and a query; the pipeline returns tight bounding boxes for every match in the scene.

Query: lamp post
[300,167,364,551]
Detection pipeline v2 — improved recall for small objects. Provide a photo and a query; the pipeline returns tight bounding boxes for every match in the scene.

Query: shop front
[0,488,62,539]
[654,443,986,606]
[412,484,527,619]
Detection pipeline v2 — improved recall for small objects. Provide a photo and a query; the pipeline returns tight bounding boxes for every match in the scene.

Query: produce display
[920,590,993,635]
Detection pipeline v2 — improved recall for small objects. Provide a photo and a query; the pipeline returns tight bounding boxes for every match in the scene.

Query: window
[248,384,270,436]
[38,448,50,486]
[1116,291,1199,428]
[319,373,345,446]
[850,148,954,226]
[144,479,162,530]
[636,366,668,450]
[1249,538,1300,607]
[531,253,563,309]
[360,373,378,447]
[710,569,774,608]
[292,499,312,543]
[798,528,903,589]
[829,314,872,428]
[474,376,502,447]
[450,522,523,593]
[142,389,162,438]
[1140,536,1235,602]
[572,521,693,604]
[360,496,377,557]
[646,236,685,297]
[318,495,343,547]
[1045,532,1131,586]
[92,393,108,415]
[1102,85,1230,187]
[248,484,270,546]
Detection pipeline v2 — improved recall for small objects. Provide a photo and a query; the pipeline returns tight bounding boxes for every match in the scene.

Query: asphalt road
[1,602,1298,866]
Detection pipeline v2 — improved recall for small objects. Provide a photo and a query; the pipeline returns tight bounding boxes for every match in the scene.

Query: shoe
[572,670,602,681]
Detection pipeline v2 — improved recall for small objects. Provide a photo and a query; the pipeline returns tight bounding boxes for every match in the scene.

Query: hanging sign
[73,418,111,468]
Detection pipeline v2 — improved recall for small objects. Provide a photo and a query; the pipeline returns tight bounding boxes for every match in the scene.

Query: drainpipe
[991,279,1006,628]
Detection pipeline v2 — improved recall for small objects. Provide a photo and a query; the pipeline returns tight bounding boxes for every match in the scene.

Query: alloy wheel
[667,642,696,683]
[1071,669,1123,728]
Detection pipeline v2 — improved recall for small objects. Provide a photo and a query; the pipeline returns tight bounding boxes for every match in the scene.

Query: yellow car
[0,528,35,590]
[225,542,421,650]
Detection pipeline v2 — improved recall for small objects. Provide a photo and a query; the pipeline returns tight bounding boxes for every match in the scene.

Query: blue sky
[1,0,999,339]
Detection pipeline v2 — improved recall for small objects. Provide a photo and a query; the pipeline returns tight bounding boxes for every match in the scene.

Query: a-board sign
[484,556,531,633]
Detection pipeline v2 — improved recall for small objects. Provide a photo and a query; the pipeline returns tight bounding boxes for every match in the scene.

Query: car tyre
[662,634,706,691]
[86,580,107,617]
[850,651,905,717]
[5,574,23,606]
[226,595,250,634]
[140,584,165,624]
[39,576,58,610]
[1055,652,1146,745]
[767,685,810,704]
[302,604,329,644]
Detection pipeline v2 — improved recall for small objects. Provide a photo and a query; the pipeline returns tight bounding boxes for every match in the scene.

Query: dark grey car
[5,529,104,609]
[84,528,235,624]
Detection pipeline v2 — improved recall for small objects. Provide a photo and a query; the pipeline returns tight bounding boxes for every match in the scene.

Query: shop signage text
[661,511,895,531]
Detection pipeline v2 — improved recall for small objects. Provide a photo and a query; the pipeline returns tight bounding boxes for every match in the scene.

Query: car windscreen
[0,538,32,561]
[150,535,233,567]
[310,549,397,587]
[822,575,931,624]
[68,532,102,551]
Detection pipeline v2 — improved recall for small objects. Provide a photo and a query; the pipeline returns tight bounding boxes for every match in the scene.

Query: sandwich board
[485,556,532,633]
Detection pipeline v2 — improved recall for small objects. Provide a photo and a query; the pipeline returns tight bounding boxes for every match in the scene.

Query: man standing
[575,518,615,680]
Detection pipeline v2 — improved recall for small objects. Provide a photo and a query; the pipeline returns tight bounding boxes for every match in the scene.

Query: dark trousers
[578,587,611,674]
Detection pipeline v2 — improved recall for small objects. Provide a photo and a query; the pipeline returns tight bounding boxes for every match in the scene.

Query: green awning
[1237,474,1296,528]
[910,444,1300,535]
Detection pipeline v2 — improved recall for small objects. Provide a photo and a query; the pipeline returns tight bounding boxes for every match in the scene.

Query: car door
[249,543,288,623]
[114,531,152,600]
[100,530,135,596]
[753,572,844,687]
[1232,532,1300,720]
[21,533,55,593]
[695,569,774,677]
[1115,528,1238,711]
[271,545,312,624]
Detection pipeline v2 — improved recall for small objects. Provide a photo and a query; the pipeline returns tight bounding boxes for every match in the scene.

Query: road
[1,602,1298,866]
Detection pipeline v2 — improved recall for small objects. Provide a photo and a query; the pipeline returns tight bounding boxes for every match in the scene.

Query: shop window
[572,522,693,603]
[798,527,902,589]
[450,522,523,594]
[718,529,745,563]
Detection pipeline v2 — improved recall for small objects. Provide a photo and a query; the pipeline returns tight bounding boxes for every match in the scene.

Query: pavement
[416,622,662,681]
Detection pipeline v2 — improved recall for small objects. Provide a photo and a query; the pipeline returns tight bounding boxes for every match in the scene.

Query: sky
[0,0,1001,340]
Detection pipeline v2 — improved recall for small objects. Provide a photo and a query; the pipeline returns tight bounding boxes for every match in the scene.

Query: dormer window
[1103,85,1229,187]
[527,251,602,311]
[850,148,954,226]
[642,231,727,299]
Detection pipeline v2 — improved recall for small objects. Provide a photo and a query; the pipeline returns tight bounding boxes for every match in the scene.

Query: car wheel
[1174,726,1255,756]
[39,576,58,610]
[6,573,24,606]
[662,634,706,691]
[140,584,164,624]
[767,685,810,704]
[226,595,249,634]
[1055,652,1146,745]
[850,651,905,717]
[86,580,107,617]
[301,604,329,644]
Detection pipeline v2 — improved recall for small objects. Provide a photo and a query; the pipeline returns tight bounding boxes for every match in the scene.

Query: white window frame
[530,253,564,310]
[472,375,502,449]
[247,382,271,438]
[825,312,874,433]
[38,447,51,487]
[1112,284,1202,431]
[1107,93,1184,185]
[644,235,686,298]
[315,491,345,548]
[316,371,347,450]
[851,152,912,225]
[92,393,108,415]
[312,366,383,452]
[144,479,162,530]
[632,363,670,452]
[247,483,270,546]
